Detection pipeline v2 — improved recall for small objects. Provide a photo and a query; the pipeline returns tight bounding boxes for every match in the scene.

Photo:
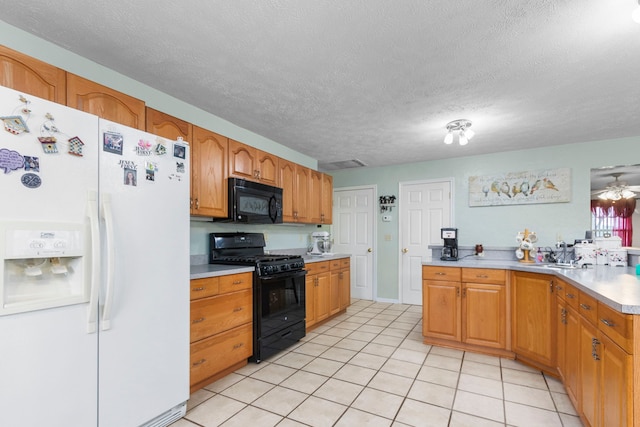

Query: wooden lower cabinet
[422,266,507,355]
[306,258,350,330]
[189,272,253,393]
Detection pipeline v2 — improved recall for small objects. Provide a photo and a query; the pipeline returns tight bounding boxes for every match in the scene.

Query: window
[590,199,636,246]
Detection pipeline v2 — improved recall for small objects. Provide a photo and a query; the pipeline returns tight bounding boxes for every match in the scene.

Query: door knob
[367,248,372,253]
[402,248,408,253]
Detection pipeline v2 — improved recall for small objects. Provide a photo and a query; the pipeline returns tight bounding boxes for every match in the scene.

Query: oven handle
[258,269,308,281]
[268,195,279,223]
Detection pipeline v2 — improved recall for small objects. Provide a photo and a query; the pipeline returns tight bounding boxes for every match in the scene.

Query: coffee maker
[440,228,458,261]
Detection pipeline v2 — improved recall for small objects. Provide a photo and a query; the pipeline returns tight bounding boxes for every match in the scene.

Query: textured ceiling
[2,0,640,172]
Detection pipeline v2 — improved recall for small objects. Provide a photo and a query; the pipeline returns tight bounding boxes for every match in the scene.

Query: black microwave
[221,178,283,224]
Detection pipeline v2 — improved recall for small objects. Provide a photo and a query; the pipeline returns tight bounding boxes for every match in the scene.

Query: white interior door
[332,186,375,301]
[399,180,452,305]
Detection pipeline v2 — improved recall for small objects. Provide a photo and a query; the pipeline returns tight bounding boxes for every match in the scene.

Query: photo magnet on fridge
[173,143,186,159]
[103,131,123,155]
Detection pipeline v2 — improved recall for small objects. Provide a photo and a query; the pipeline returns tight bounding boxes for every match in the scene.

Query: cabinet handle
[321,213,325,223]
[232,280,243,285]
[556,285,563,291]
[591,337,600,361]
[192,286,205,292]
[476,275,488,278]
[561,308,567,325]
[190,198,193,208]
[435,272,445,276]
[549,281,554,293]
[462,288,467,297]
[191,317,205,324]
[580,303,592,311]
[456,287,460,297]
[192,359,206,367]
[566,293,576,299]
[195,198,200,210]
[600,318,615,328]
[233,343,244,350]
[233,307,243,312]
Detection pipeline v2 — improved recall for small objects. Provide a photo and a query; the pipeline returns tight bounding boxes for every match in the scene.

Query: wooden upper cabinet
[309,170,323,224]
[228,139,257,181]
[321,173,333,224]
[0,45,66,103]
[145,107,192,142]
[293,164,310,223]
[191,126,228,218]
[66,73,145,129]
[256,150,278,186]
[279,159,296,222]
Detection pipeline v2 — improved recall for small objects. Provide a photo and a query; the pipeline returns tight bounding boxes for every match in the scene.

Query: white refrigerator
[0,84,190,427]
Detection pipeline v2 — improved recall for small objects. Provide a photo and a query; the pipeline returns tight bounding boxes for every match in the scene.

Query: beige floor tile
[361,342,397,358]
[321,327,353,338]
[449,411,505,427]
[501,357,540,373]
[301,357,344,376]
[276,418,310,427]
[381,358,421,379]
[185,394,246,427]
[407,379,456,409]
[504,401,563,427]
[334,321,362,330]
[559,413,585,427]
[272,351,315,369]
[374,313,399,322]
[319,346,357,362]
[219,405,283,427]
[462,351,501,366]
[379,327,410,338]
[386,321,415,331]
[250,363,297,384]
[333,364,378,385]
[220,377,275,404]
[308,334,342,347]
[368,371,414,396]
[287,395,347,427]
[453,390,505,423]
[457,373,503,399]
[358,324,385,334]
[334,407,392,427]
[348,351,388,370]
[168,419,199,427]
[313,378,364,406]
[202,372,245,393]
[334,337,368,352]
[252,386,309,417]
[391,347,427,365]
[429,346,464,359]
[460,360,501,380]
[502,367,548,389]
[424,353,463,372]
[346,315,370,324]
[551,391,578,415]
[416,365,460,388]
[280,370,329,394]
[398,339,431,353]
[347,330,378,342]
[504,382,555,410]
[545,373,566,393]
[395,398,451,427]
[367,318,393,327]
[372,334,404,347]
[351,387,404,419]
[291,342,330,357]
[186,388,214,411]
[234,360,268,376]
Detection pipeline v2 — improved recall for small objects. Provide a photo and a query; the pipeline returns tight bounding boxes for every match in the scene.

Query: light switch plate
[382,215,391,222]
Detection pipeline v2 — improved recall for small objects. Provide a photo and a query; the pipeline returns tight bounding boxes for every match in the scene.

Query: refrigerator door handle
[101,193,115,331]
[86,190,100,333]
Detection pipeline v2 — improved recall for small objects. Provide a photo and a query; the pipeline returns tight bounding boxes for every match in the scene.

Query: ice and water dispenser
[0,222,89,315]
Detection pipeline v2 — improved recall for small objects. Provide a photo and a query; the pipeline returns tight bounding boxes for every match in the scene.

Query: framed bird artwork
[468,168,571,207]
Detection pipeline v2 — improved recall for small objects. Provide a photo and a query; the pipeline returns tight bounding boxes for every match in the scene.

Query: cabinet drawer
[597,302,633,353]
[578,291,598,325]
[563,283,580,311]
[190,277,220,300]
[329,258,350,270]
[306,261,330,275]
[190,323,253,386]
[423,266,461,282]
[219,272,253,293]
[461,268,505,284]
[190,289,252,343]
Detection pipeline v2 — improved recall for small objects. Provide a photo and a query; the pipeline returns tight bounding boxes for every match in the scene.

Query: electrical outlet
[382,215,391,222]
[385,234,392,241]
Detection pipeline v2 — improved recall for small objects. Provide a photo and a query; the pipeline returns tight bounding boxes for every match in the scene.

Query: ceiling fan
[592,173,640,200]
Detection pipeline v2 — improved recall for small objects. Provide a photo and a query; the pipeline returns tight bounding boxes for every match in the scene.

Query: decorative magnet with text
[0,148,24,173]
[135,139,152,156]
[21,172,42,189]
[103,131,123,155]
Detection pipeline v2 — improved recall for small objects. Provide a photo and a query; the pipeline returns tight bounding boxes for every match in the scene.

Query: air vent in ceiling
[318,159,367,171]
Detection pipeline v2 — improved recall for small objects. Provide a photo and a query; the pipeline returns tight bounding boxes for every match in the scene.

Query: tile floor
[171,299,584,427]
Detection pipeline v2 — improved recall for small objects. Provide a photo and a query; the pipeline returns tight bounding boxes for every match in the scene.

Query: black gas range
[209,232,306,363]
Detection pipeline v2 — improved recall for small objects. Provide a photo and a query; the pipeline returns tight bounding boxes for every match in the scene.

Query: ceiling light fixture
[444,119,474,146]
[633,0,640,23]
[597,173,638,200]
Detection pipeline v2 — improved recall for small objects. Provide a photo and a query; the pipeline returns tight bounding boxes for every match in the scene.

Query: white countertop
[302,253,351,263]
[425,259,640,314]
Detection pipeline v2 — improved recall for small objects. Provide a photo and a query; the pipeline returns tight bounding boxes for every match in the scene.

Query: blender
[440,228,459,261]
[309,231,332,255]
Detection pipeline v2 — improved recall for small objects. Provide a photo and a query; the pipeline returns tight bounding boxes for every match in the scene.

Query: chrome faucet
[556,241,568,264]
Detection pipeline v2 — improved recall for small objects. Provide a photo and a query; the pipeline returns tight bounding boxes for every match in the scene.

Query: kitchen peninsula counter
[302,253,351,263]
[424,258,640,314]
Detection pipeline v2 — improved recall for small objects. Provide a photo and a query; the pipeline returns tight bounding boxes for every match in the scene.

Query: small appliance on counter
[309,231,333,256]
[440,228,459,261]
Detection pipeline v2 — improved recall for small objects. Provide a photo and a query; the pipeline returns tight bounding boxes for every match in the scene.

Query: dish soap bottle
[536,248,543,263]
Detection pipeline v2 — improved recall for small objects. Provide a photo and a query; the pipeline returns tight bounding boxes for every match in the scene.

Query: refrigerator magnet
[124,168,137,186]
[103,131,123,155]
[173,143,186,159]
[21,172,41,189]
[135,139,152,156]
[154,139,167,155]
[176,161,185,174]
[38,136,58,154]
[68,136,85,157]
[145,161,158,182]
[1,115,30,135]
[0,148,24,173]
[24,156,40,172]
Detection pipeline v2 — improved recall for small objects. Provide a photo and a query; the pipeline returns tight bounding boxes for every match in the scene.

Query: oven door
[256,269,306,336]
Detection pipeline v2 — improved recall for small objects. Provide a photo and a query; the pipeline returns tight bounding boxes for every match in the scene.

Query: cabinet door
[462,282,505,349]
[315,271,331,323]
[191,126,228,217]
[257,150,278,186]
[511,272,555,369]
[580,317,599,427]
[556,297,567,380]
[599,332,632,427]
[66,73,145,129]
[329,270,341,316]
[145,107,192,141]
[321,173,333,224]
[309,170,323,224]
[422,280,461,341]
[340,268,350,310]
[228,139,257,180]
[0,45,66,102]
[279,159,296,222]
[294,165,310,222]
[564,305,581,408]
[305,274,317,328]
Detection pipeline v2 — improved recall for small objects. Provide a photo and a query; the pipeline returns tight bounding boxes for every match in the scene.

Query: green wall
[331,137,640,299]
